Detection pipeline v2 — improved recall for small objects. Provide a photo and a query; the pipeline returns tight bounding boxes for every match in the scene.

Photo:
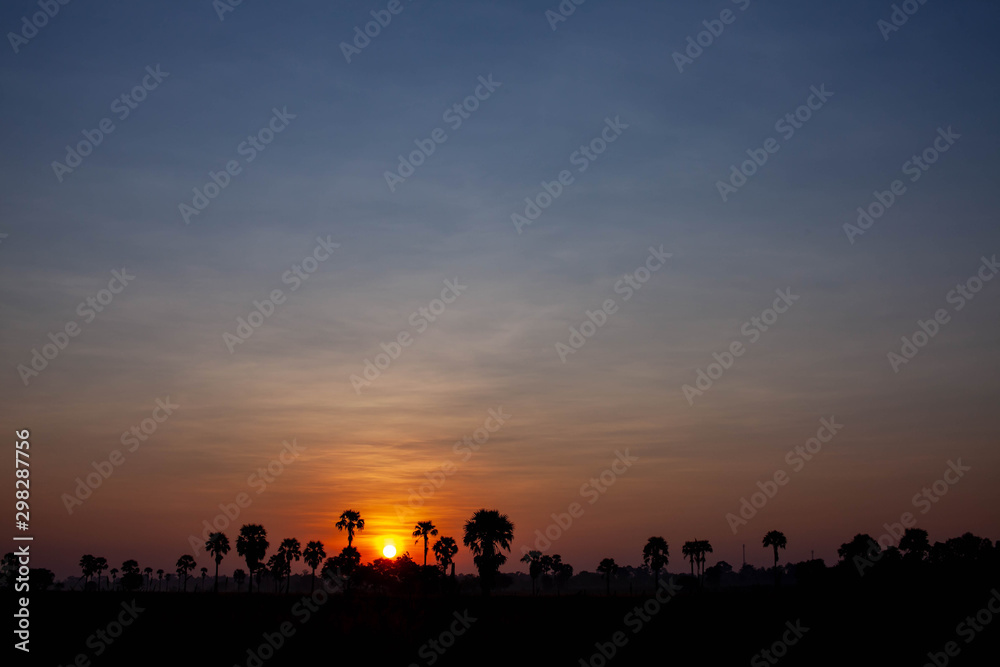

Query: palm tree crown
[336,510,365,547]
[463,509,514,595]
[413,521,439,566]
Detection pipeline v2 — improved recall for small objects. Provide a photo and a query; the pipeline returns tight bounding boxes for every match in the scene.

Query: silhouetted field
[23,575,1000,666]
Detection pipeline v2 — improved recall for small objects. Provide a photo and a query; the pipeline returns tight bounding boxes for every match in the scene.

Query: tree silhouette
[156,569,164,591]
[143,567,153,590]
[233,569,246,592]
[520,550,548,595]
[762,530,787,585]
[266,554,286,592]
[205,531,231,593]
[597,558,619,596]
[899,528,930,562]
[93,557,108,592]
[432,536,458,577]
[681,541,697,577]
[199,567,208,590]
[79,554,97,590]
[236,524,268,594]
[642,537,669,583]
[175,555,196,592]
[336,510,365,548]
[277,538,302,593]
[326,546,362,594]
[695,540,713,583]
[413,521,439,567]
[463,508,514,596]
[303,541,326,593]
[109,568,118,590]
[121,560,142,592]
[763,531,787,569]
[550,555,573,596]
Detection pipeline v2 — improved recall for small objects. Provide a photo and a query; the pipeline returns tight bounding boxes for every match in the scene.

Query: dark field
[20,578,1000,666]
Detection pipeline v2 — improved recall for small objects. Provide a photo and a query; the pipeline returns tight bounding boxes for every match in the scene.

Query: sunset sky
[2,0,999,579]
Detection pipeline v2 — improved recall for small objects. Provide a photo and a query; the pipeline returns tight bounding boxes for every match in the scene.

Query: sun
[382,544,396,558]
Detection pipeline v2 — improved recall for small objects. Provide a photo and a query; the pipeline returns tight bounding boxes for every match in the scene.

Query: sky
[1,0,999,579]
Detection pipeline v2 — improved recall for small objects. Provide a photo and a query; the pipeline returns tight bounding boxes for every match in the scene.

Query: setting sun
[382,544,397,558]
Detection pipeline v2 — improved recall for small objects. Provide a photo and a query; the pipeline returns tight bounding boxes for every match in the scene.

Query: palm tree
[597,558,619,596]
[681,541,697,577]
[335,510,365,547]
[143,567,153,590]
[236,524,269,593]
[695,540,713,583]
[433,536,459,577]
[205,532,231,593]
[94,556,108,590]
[463,509,514,596]
[520,550,547,595]
[303,541,326,593]
[642,537,669,584]
[233,569,246,592]
[762,530,787,584]
[93,557,108,591]
[175,555,196,592]
[79,554,96,590]
[199,567,208,590]
[156,569,164,591]
[413,521,439,567]
[109,568,118,590]
[277,538,302,593]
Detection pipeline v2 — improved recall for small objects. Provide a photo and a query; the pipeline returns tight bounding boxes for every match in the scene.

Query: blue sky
[2,0,999,575]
